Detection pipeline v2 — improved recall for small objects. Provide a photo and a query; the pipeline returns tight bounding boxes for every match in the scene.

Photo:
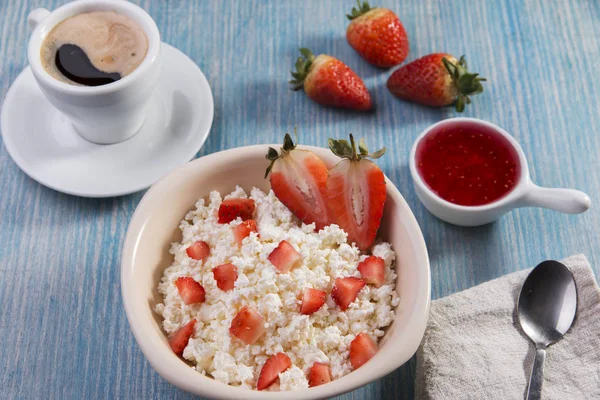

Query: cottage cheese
[155,186,400,390]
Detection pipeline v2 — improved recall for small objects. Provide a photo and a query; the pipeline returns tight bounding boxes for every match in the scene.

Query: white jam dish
[409,117,591,226]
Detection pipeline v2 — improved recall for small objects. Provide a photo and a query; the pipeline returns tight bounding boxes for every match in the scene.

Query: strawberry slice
[233,220,258,246]
[300,288,327,315]
[268,240,302,273]
[349,332,378,370]
[186,240,210,261]
[168,319,196,356]
[331,277,365,310]
[229,306,265,345]
[175,277,206,305]
[327,135,387,251]
[212,263,238,291]
[218,198,256,224]
[308,362,332,387]
[257,353,292,390]
[357,256,385,287]
[265,132,332,230]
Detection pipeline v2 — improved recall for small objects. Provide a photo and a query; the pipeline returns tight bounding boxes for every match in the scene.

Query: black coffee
[40,11,148,86]
[55,44,121,86]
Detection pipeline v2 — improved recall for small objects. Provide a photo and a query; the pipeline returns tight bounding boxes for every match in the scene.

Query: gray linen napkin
[415,254,600,400]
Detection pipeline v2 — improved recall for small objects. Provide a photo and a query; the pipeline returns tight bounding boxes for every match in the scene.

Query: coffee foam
[40,11,148,84]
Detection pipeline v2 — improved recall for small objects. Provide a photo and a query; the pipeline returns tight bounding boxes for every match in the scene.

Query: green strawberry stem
[441,55,486,112]
[328,134,386,161]
[347,0,374,20]
[289,49,316,91]
[265,128,298,178]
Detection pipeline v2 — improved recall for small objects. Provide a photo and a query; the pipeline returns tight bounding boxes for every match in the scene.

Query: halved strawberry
[186,240,210,261]
[229,306,265,345]
[300,288,327,315]
[175,277,206,305]
[168,319,196,356]
[218,198,256,224]
[308,362,332,387]
[213,263,238,291]
[349,332,378,370]
[327,135,387,250]
[257,353,292,390]
[357,256,385,287]
[268,240,302,273]
[265,132,332,230]
[331,277,365,310]
[233,220,258,246]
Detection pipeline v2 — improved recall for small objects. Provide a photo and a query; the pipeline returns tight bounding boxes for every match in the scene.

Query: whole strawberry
[387,54,486,112]
[290,48,372,111]
[346,1,409,68]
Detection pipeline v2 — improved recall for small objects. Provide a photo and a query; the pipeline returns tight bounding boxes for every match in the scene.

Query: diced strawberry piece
[257,353,292,390]
[218,198,255,224]
[268,240,302,273]
[233,220,258,246]
[212,263,238,291]
[300,288,327,315]
[168,319,196,356]
[349,332,378,370]
[357,256,385,287]
[331,277,365,310]
[308,362,332,387]
[229,306,265,345]
[327,135,387,251]
[265,133,333,230]
[185,240,210,261]
[175,277,206,305]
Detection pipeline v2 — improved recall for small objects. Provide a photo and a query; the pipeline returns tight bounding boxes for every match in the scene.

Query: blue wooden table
[1,1,598,399]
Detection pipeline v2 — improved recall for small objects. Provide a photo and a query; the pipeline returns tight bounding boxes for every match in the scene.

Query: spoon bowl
[517,260,577,400]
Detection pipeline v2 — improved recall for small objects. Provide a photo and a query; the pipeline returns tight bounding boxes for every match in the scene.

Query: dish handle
[520,184,591,214]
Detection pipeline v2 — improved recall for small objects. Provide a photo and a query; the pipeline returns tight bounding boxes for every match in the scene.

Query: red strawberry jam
[416,122,521,206]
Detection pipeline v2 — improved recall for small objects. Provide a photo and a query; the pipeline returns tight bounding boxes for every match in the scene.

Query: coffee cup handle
[28,8,50,30]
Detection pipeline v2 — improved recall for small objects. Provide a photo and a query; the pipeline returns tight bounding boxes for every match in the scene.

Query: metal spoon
[517,260,577,400]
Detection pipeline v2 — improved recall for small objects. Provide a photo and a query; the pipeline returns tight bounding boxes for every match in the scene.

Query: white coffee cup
[27,0,161,144]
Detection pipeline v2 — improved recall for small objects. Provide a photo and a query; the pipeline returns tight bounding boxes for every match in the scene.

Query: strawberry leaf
[347,0,373,20]
[358,138,369,156]
[368,147,386,159]
[290,49,317,91]
[266,147,278,161]
[299,48,314,59]
[455,95,466,113]
[265,130,299,178]
[442,55,486,113]
[329,134,386,161]
[281,132,298,153]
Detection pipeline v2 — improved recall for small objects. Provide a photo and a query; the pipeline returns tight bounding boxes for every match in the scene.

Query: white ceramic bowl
[410,118,591,226]
[121,144,431,399]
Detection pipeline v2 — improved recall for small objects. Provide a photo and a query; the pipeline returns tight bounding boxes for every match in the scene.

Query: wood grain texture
[0,0,599,399]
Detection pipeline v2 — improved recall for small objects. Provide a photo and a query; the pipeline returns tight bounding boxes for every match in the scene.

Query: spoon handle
[526,347,546,400]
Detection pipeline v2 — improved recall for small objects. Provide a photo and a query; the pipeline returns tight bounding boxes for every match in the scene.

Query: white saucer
[1,43,214,197]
